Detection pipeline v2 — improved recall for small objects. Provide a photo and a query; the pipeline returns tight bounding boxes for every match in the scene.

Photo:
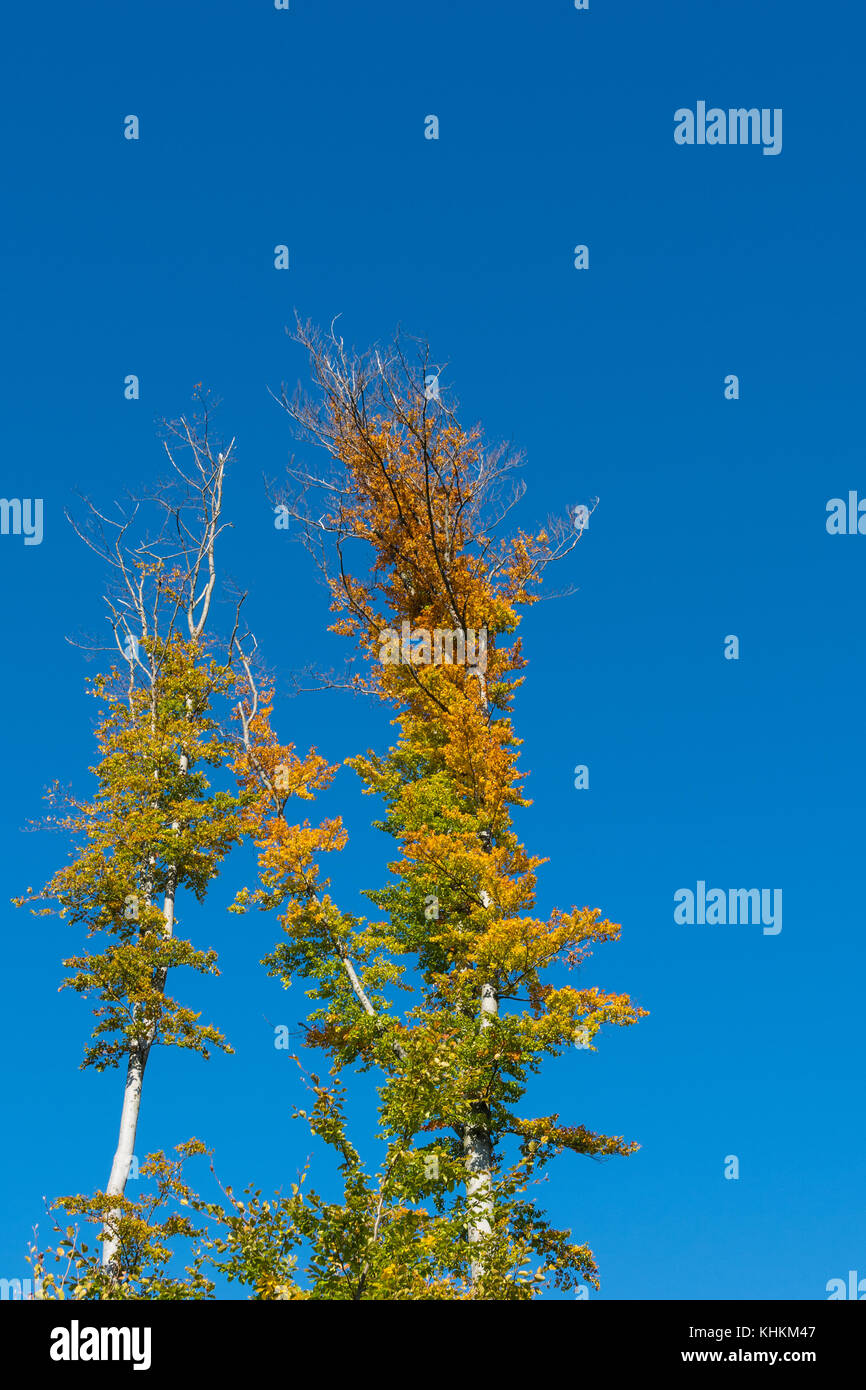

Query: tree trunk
[104,1042,147,1196]
[464,977,497,1283]
[463,670,497,1286]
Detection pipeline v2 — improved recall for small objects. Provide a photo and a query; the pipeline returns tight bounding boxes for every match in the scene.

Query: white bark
[104,1044,146,1199]
[464,977,497,1282]
[462,675,497,1284]
[101,750,185,1268]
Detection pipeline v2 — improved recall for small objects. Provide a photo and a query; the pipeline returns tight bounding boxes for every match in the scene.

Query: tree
[20,333,645,1301]
[219,322,646,1297]
[16,395,249,1272]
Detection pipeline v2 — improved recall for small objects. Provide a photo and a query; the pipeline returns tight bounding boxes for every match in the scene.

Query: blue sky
[1,0,864,1300]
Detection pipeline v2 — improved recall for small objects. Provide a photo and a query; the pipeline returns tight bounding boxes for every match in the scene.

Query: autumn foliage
[21,334,645,1300]
[222,326,647,1297]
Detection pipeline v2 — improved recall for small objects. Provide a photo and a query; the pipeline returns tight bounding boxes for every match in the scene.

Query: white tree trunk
[465,974,497,1282]
[104,1044,146,1197]
[462,672,497,1285]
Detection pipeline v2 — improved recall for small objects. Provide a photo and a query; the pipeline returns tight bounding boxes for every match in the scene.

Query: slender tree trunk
[465,697,497,1288]
[464,976,497,1282]
[104,1042,148,1198]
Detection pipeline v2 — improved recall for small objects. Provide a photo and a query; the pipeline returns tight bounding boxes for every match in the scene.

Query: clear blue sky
[1,0,863,1300]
